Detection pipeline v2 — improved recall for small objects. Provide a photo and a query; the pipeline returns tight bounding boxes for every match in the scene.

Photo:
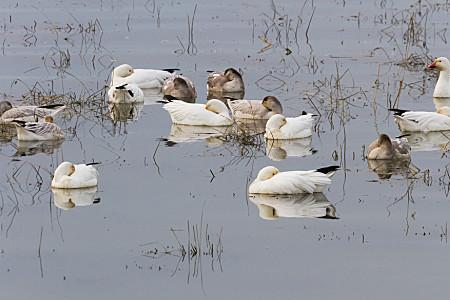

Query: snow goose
[0,101,66,122]
[428,57,450,98]
[162,75,197,102]
[366,134,411,160]
[110,64,178,89]
[264,112,314,140]
[51,162,99,189]
[12,116,64,141]
[108,83,144,103]
[207,68,244,93]
[228,96,282,120]
[249,165,339,194]
[163,99,233,126]
[390,107,450,132]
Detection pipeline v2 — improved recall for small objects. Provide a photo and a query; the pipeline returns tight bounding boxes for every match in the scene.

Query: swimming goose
[428,57,450,98]
[264,112,314,140]
[51,161,99,189]
[390,107,450,132]
[249,165,339,194]
[13,116,64,141]
[207,68,245,93]
[108,83,144,103]
[0,101,66,122]
[228,96,282,120]
[366,134,411,160]
[163,99,233,126]
[249,193,338,220]
[162,75,197,102]
[110,64,178,89]
[53,187,99,210]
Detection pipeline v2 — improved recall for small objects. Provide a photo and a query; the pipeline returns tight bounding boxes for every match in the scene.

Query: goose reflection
[52,187,100,210]
[163,124,230,147]
[0,122,16,142]
[108,102,144,123]
[405,131,450,152]
[266,137,315,161]
[249,193,338,220]
[14,139,63,156]
[367,159,412,179]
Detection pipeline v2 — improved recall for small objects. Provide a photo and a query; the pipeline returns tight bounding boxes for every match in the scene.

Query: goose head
[428,57,450,71]
[54,161,76,180]
[205,99,230,115]
[0,101,12,116]
[266,114,287,130]
[261,96,283,114]
[224,68,242,81]
[113,64,134,78]
[256,166,279,181]
[437,106,450,116]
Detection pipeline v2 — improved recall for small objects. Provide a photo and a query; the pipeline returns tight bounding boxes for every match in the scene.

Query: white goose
[51,161,99,189]
[207,68,245,93]
[110,64,178,89]
[13,116,64,141]
[163,99,233,126]
[249,165,339,194]
[108,83,144,103]
[428,57,450,98]
[228,96,282,120]
[390,107,450,132]
[264,113,314,140]
[366,134,411,160]
[0,101,66,122]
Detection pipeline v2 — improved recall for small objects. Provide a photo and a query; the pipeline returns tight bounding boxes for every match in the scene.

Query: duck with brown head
[366,133,411,160]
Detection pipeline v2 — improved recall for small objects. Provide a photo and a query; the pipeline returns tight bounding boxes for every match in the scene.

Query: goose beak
[428,61,437,69]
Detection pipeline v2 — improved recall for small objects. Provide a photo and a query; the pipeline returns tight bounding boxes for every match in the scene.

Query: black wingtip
[395,134,410,139]
[311,149,318,154]
[38,103,65,109]
[115,83,128,90]
[127,90,134,97]
[11,119,27,127]
[93,198,101,204]
[162,68,180,73]
[316,165,340,174]
[86,162,102,166]
[317,215,340,220]
[158,137,177,147]
[163,95,181,101]
[388,108,409,116]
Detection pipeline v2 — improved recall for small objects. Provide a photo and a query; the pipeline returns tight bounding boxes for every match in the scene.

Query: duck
[428,57,450,98]
[162,75,197,102]
[227,96,282,119]
[248,165,339,194]
[389,107,450,132]
[207,68,244,93]
[264,112,314,140]
[110,64,179,89]
[12,116,64,141]
[51,161,99,189]
[108,83,144,103]
[52,187,99,210]
[163,99,233,126]
[366,133,411,160]
[0,101,66,122]
[249,193,338,220]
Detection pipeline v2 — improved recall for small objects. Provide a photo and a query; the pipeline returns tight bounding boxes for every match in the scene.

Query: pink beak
[428,61,437,69]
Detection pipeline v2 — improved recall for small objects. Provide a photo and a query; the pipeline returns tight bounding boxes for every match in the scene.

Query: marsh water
[1,0,450,299]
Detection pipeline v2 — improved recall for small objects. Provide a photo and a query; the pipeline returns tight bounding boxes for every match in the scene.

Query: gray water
[1,0,450,299]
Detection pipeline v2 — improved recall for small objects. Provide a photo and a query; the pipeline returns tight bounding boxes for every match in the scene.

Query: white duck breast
[390,107,450,132]
[1,104,66,122]
[265,113,314,140]
[228,96,282,120]
[428,57,450,98]
[110,64,178,89]
[13,118,64,141]
[249,165,339,194]
[51,162,99,189]
[108,83,144,103]
[163,99,233,126]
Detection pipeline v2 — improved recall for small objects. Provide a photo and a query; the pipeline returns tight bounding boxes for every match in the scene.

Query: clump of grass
[219,123,266,157]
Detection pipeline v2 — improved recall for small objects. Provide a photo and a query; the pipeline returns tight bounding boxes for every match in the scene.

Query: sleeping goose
[390,107,450,132]
[249,165,339,194]
[12,116,64,141]
[428,57,450,98]
[108,83,144,103]
[51,161,99,189]
[0,101,66,122]
[162,75,197,102]
[163,99,233,126]
[228,96,282,120]
[110,64,178,89]
[207,68,244,93]
[366,133,411,160]
[264,112,314,140]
